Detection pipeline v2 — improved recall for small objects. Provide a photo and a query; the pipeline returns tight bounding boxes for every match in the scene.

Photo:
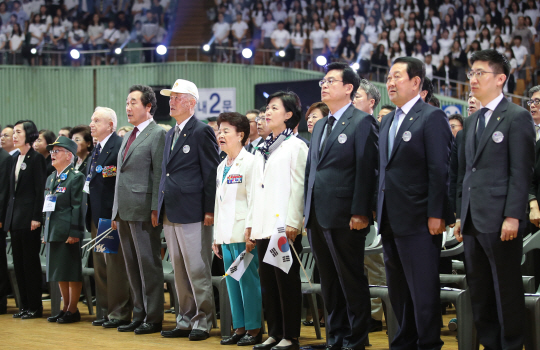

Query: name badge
[227,174,243,184]
[102,165,117,178]
[402,131,412,142]
[492,131,504,143]
[20,162,27,170]
[56,187,66,193]
[96,165,103,173]
[60,173,67,181]
[43,194,57,212]
[338,133,347,144]
[83,174,91,194]
[183,145,190,153]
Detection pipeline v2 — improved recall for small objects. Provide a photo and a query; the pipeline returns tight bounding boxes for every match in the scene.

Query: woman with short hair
[305,102,329,134]
[69,125,93,172]
[34,129,56,175]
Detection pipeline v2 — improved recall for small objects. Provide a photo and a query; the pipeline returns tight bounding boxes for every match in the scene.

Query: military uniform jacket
[43,167,85,242]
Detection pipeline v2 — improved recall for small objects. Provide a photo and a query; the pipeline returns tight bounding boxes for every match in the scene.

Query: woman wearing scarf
[245,91,308,350]
[212,112,263,346]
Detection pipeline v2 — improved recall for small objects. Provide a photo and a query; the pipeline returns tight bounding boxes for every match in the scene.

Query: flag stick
[87,228,113,251]
[289,239,312,288]
[81,228,112,248]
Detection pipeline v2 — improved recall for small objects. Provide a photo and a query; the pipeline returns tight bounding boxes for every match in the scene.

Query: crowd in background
[0,0,175,66]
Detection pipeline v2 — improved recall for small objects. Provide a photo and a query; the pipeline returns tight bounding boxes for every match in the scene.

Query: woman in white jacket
[245,91,308,350]
[212,112,262,346]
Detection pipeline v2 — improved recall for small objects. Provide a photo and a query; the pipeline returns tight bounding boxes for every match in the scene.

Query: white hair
[94,106,118,132]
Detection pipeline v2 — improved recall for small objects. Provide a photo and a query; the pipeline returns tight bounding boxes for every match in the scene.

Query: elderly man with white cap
[158,79,220,340]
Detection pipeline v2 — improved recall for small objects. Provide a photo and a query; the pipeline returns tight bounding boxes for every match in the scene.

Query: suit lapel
[124,121,156,163]
[312,116,326,164]
[319,105,353,163]
[388,99,423,163]
[473,99,508,163]
[169,117,196,161]
[379,110,395,165]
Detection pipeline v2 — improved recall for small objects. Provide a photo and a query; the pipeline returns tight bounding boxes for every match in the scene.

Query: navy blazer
[377,98,453,236]
[85,132,123,231]
[304,104,379,229]
[529,135,540,203]
[457,98,535,233]
[0,148,13,227]
[158,117,220,224]
[5,148,47,232]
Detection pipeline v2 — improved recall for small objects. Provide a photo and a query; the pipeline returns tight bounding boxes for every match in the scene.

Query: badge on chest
[227,174,243,184]
[102,165,117,178]
[56,187,66,193]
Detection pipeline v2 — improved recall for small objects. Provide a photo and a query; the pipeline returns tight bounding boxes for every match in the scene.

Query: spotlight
[156,45,167,56]
[70,49,80,60]
[30,48,37,55]
[203,44,211,52]
[115,47,122,55]
[242,48,253,59]
[351,62,360,71]
[278,50,286,57]
[201,41,215,56]
[316,55,327,66]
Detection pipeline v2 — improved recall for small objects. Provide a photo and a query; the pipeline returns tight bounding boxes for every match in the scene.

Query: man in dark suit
[455,50,535,350]
[245,109,263,154]
[377,57,452,349]
[158,79,219,340]
[304,62,379,350]
[111,85,166,334]
[87,107,132,328]
[528,85,540,227]
[0,144,13,315]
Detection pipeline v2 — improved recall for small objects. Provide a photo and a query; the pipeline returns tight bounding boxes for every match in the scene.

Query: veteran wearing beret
[43,136,86,324]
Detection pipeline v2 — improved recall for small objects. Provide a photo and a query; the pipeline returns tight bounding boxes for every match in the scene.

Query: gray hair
[358,79,381,110]
[529,85,540,97]
[94,106,118,132]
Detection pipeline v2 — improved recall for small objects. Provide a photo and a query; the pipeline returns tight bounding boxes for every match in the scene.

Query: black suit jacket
[0,149,13,227]
[85,133,123,231]
[529,137,540,203]
[304,104,379,229]
[377,98,453,236]
[448,130,463,214]
[158,117,220,224]
[44,154,55,176]
[5,148,47,231]
[457,98,535,232]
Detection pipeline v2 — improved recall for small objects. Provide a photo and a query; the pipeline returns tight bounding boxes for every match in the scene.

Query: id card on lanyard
[43,194,57,212]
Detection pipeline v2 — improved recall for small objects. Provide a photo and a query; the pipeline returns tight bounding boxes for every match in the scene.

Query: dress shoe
[253,339,280,350]
[189,329,210,341]
[12,310,28,318]
[103,319,131,328]
[238,332,263,346]
[134,322,162,334]
[21,308,43,319]
[369,318,383,332]
[117,321,142,332]
[325,344,342,350]
[47,311,65,323]
[271,340,300,350]
[302,320,314,326]
[92,318,108,326]
[220,332,245,345]
[161,327,192,338]
[57,310,81,324]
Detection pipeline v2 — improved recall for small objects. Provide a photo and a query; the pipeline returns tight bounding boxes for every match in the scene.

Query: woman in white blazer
[245,91,308,350]
[212,112,263,346]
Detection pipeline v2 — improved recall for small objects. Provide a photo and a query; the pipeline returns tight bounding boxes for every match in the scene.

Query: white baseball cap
[160,79,199,101]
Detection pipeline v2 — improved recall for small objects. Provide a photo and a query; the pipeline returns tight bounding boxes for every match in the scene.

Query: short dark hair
[379,104,396,111]
[259,105,266,114]
[39,129,57,146]
[266,91,302,130]
[470,49,511,86]
[69,124,94,152]
[306,102,330,120]
[129,85,158,115]
[60,126,72,132]
[448,113,464,125]
[14,120,39,144]
[422,77,434,103]
[4,124,14,129]
[217,112,251,144]
[246,109,259,116]
[393,57,425,89]
[428,96,441,108]
[325,62,361,100]
[514,35,522,41]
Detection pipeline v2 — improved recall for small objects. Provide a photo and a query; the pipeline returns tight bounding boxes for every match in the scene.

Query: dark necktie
[319,116,336,156]
[123,126,139,161]
[475,108,489,149]
[89,143,102,174]
[171,126,180,151]
[246,143,253,154]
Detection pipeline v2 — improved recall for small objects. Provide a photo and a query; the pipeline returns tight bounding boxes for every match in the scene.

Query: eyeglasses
[449,124,462,129]
[527,99,540,106]
[319,79,344,87]
[466,70,496,79]
[0,134,11,139]
[49,149,68,154]
[255,116,265,122]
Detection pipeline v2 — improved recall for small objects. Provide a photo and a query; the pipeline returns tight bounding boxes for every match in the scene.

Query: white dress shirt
[479,93,505,127]
[392,94,421,136]
[134,118,153,137]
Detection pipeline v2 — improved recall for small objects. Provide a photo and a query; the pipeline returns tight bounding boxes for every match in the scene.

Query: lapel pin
[497,117,500,120]
[410,117,413,120]
[342,122,345,125]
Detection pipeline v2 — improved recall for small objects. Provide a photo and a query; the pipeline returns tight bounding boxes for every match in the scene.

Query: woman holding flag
[245,91,308,350]
[212,112,263,346]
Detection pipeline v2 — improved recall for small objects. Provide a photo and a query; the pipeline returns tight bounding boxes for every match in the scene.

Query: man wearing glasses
[527,86,540,236]
[244,109,263,154]
[455,49,535,350]
[1,125,19,156]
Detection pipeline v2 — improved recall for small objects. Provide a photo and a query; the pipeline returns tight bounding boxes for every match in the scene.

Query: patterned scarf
[257,128,294,161]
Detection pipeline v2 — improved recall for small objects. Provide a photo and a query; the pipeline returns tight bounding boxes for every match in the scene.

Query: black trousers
[0,231,8,309]
[463,214,525,350]
[307,207,370,350]
[256,235,302,340]
[10,228,43,311]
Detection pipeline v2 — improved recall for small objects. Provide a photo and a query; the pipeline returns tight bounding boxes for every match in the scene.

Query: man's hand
[204,213,214,226]
[0,222,2,229]
[111,220,117,230]
[501,217,519,241]
[428,217,445,235]
[212,243,222,259]
[453,220,462,242]
[31,220,41,231]
[151,210,159,227]
[66,237,80,244]
[285,225,298,240]
[350,215,369,231]
[530,201,540,227]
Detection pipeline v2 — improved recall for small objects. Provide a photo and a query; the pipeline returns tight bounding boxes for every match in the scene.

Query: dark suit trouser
[307,207,370,350]
[0,231,8,309]
[117,218,164,324]
[463,214,525,350]
[380,206,443,350]
[10,228,42,311]
[256,235,302,340]
[91,221,132,321]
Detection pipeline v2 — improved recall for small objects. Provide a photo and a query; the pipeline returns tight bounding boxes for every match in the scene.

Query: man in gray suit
[111,85,166,335]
